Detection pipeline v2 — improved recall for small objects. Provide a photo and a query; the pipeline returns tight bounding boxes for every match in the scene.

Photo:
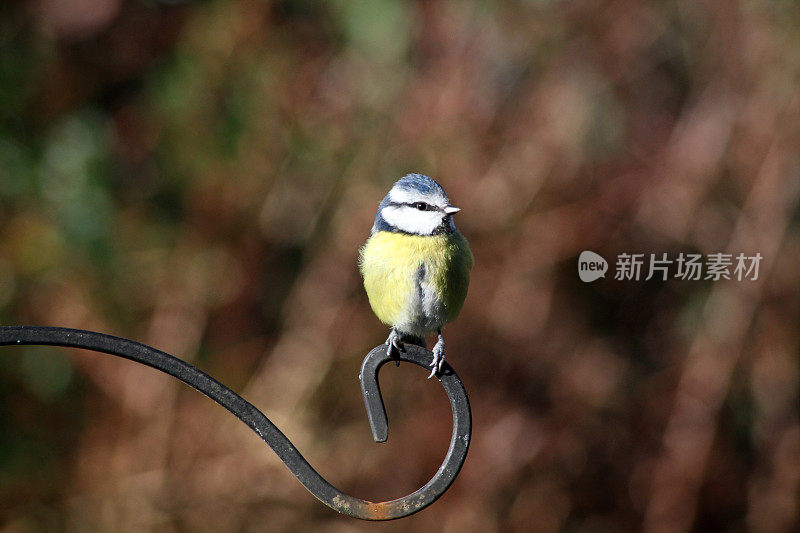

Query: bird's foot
[428,332,445,379]
[385,329,404,366]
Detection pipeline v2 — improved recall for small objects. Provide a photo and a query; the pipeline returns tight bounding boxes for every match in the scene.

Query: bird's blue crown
[394,174,447,198]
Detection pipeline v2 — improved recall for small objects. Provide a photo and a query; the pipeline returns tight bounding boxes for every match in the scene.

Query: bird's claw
[385,330,403,366]
[428,336,445,379]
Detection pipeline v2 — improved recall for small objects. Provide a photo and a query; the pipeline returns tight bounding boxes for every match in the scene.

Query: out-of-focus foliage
[1,0,799,531]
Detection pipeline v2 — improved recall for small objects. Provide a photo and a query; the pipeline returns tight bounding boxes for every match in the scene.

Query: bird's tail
[397,333,427,349]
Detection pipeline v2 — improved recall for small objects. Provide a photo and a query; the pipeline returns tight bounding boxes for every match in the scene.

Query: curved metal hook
[0,326,471,520]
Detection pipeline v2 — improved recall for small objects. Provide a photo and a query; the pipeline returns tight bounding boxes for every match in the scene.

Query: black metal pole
[0,326,471,520]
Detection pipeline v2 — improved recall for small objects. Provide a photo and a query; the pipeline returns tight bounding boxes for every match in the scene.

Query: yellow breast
[359,231,472,334]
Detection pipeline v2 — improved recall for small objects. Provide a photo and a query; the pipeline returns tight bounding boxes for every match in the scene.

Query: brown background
[0,1,798,531]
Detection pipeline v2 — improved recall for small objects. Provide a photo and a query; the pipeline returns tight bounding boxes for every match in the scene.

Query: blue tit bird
[359,174,473,379]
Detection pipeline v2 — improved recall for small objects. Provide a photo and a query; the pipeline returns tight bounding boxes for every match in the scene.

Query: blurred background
[1,0,799,531]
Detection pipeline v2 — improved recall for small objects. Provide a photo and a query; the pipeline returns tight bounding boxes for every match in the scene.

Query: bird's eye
[414,202,429,211]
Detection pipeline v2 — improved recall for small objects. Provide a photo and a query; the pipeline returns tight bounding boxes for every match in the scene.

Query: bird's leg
[385,328,404,366]
[428,329,445,379]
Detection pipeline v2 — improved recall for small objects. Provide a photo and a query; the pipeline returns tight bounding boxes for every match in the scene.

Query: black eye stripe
[397,202,436,211]
[386,201,442,212]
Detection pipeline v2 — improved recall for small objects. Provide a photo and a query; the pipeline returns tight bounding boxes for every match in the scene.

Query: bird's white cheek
[382,206,441,235]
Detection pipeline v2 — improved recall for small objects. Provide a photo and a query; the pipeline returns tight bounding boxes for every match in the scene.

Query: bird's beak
[444,205,460,214]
